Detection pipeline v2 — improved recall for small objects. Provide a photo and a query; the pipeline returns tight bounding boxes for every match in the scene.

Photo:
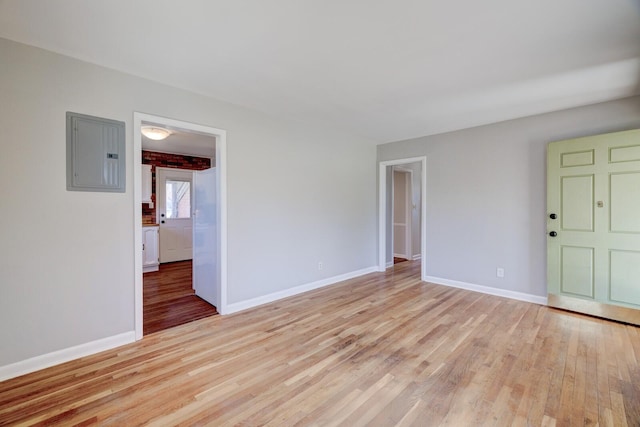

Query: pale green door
[547,129,640,325]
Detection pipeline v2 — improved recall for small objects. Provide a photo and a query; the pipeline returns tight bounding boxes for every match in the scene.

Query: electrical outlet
[496,267,504,278]
[318,261,323,271]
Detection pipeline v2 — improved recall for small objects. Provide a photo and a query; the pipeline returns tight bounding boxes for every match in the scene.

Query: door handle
[549,231,557,237]
[549,213,557,219]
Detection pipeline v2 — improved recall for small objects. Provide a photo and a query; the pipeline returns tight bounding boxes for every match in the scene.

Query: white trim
[379,157,427,282]
[225,266,378,314]
[133,112,228,340]
[386,261,394,268]
[0,331,135,382]
[412,254,422,261]
[425,276,548,305]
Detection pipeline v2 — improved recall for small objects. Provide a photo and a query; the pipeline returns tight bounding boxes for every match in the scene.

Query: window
[165,180,191,218]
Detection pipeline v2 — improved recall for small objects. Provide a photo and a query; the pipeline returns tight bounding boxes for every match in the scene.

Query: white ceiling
[1,0,639,143]
[141,121,216,158]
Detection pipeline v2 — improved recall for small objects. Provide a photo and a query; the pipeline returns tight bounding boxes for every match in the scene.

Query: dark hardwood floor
[144,260,218,335]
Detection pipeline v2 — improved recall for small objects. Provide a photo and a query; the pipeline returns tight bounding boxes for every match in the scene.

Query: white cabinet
[142,225,159,273]
[141,164,153,206]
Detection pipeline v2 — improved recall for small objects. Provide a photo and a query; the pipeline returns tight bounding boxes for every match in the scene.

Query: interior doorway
[133,113,227,340]
[392,168,413,262]
[142,148,215,336]
[378,157,427,280]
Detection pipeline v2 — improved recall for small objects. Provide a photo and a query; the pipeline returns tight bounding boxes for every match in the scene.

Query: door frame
[378,156,427,280]
[392,167,413,260]
[133,112,228,340]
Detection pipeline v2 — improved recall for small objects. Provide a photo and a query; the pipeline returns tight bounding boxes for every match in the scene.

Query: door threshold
[548,293,640,326]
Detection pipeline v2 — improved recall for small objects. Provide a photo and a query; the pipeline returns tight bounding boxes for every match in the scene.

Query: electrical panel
[66,112,126,192]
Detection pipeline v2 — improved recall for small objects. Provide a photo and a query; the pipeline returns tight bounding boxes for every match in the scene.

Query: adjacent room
[140,123,219,335]
[0,0,639,425]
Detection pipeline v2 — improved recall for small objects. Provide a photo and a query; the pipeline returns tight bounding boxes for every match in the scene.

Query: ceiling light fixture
[141,126,171,141]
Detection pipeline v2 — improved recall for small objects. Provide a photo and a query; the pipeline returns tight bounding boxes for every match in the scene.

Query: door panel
[609,144,640,163]
[561,150,594,167]
[560,246,594,298]
[610,172,640,233]
[610,250,640,306]
[561,175,594,231]
[548,128,640,324]
[193,167,218,307]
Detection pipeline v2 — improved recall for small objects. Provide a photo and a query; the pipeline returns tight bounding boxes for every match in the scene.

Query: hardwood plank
[143,260,217,335]
[1,261,639,425]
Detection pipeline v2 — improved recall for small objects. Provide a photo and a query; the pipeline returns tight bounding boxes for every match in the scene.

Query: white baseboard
[0,331,135,382]
[225,266,378,314]
[386,261,393,268]
[424,276,548,306]
[412,254,422,261]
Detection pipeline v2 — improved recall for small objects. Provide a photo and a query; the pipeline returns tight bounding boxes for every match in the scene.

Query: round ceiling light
[141,126,171,141]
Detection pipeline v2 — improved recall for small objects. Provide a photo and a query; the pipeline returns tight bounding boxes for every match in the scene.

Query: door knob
[549,231,557,237]
[549,213,557,219]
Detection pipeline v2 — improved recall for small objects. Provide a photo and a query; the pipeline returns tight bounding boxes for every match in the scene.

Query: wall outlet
[496,267,504,278]
[318,261,323,271]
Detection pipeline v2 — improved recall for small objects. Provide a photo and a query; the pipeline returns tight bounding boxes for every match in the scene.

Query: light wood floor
[1,261,639,425]
[144,260,218,335]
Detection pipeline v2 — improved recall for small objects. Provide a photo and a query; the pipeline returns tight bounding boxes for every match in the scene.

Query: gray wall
[378,96,640,297]
[0,38,378,366]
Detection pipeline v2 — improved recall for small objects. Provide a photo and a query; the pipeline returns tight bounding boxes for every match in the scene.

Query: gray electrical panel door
[66,112,126,192]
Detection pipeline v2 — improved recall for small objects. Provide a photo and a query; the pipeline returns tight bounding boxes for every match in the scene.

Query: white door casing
[193,167,219,308]
[133,112,228,340]
[547,129,640,325]
[378,157,427,281]
[157,167,194,263]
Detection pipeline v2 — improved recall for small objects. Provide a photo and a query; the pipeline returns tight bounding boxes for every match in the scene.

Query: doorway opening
[134,113,227,340]
[392,168,413,263]
[378,157,427,280]
[143,154,215,335]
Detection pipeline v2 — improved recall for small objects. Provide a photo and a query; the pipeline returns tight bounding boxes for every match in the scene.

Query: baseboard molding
[0,331,135,382]
[412,254,421,261]
[386,261,393,268]
[424,276,548,306]
[226,266,378,314]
